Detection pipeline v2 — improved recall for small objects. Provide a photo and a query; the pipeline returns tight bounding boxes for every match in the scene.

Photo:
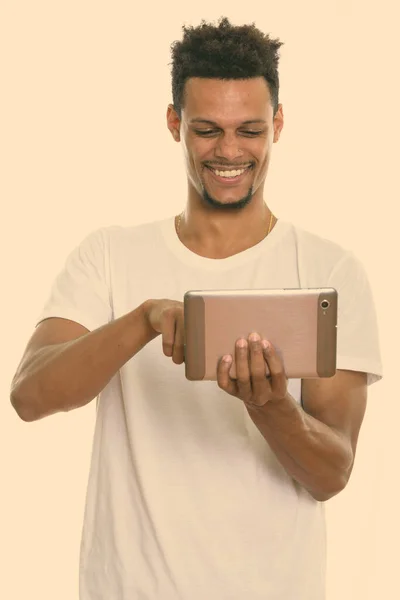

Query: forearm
[11,302,158,421]
[246,393,354,501]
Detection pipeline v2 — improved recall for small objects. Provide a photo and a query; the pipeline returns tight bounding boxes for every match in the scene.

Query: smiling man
[178,78,274,214]
[168,63,283,257]
[10,17,382,600]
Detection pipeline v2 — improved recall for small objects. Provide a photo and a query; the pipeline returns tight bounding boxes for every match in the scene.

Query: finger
[248,333,270,401]
[172,311,185,364]
[217,355,238,396]
[161,308,177,357]
[235,338,252,400]
[262,341,287,398]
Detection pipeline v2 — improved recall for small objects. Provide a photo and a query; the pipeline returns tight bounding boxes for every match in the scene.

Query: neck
[176,200,276,260]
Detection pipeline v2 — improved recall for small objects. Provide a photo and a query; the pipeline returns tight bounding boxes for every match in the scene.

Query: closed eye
[241,131,263,136]
[194,130,264,137]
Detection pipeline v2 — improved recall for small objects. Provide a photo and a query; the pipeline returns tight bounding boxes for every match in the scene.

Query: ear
[273,104,284,143]
[167,104,181,141]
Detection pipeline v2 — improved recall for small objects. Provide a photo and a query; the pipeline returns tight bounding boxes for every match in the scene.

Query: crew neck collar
[159,215,290,271]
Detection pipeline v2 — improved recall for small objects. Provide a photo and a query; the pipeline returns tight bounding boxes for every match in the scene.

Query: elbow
[309,489,342,502]
[308,472,352,502]
[10,381,82,421]
[10,378,42,422]
[310,450,355,502]
[10,391,39,422]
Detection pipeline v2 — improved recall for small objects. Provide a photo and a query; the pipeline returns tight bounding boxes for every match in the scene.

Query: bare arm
[245,370,367,501]
[10,299,184,422]
[217,335,368,502]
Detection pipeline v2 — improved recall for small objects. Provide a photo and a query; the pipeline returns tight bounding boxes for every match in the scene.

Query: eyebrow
[189,119,267,126]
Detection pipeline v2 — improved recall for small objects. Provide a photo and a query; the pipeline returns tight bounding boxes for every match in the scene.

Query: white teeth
[213,168,247,178]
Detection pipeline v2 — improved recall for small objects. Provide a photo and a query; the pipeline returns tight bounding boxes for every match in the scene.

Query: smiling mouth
[206,165,253,186]
[204,165,253,183]
[206,165,252,176]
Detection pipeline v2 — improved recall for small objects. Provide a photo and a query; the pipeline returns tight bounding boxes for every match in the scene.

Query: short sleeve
[328,252,383,385]
[35,228,112,332]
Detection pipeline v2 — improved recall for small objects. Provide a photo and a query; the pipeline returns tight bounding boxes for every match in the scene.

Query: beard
[201,183,254,212]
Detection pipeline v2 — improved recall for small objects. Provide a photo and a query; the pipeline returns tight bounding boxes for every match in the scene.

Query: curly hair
[170,16,284,119]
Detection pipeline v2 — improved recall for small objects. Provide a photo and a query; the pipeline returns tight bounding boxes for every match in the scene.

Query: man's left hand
[217,333,288,407]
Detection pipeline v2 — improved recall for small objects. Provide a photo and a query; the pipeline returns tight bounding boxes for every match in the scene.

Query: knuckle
[164,306,175,319]
[217,376,226,389]
[273,367,285,377]
[251,341,262,352]
[252,371,266,381]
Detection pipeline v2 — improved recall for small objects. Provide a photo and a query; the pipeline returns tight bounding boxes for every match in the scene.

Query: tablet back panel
[184,288,337,380]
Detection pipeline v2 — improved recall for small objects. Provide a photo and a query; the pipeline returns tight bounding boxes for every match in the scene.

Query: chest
[109,245,302,321]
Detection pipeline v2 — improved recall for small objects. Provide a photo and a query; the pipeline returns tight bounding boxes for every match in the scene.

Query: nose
[214,132,243,162]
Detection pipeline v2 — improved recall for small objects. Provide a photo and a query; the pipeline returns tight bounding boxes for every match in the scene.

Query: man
[11,17,382,600]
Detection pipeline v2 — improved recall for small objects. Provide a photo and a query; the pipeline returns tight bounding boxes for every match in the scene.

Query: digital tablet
[184,288,337,381]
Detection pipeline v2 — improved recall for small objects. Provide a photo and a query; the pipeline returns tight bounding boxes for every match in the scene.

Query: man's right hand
[143,299,185,365]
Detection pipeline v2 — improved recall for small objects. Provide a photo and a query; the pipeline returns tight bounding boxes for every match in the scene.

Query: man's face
[167,77,284,211]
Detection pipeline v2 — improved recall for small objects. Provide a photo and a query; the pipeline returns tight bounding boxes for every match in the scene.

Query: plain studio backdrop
[1,1,398,599]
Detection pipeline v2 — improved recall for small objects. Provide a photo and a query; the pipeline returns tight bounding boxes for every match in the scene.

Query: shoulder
[283,221,362,282]
[278,223,365,287]
[289,222,351,262]
[80,217,172,251]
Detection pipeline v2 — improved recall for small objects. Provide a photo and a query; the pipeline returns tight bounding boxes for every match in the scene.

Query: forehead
[183,77,272,124]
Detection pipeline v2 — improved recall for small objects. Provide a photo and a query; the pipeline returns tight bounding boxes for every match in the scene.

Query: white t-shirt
[36,217,383,600]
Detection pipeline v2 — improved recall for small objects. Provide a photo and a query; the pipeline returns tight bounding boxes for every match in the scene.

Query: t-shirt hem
[35,309,104,333]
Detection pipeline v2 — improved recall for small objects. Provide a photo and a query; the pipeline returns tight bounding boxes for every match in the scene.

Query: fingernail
[237,339,247,348]
[249,333,260,342]
[262,340,270,349]
[223,355,232,363]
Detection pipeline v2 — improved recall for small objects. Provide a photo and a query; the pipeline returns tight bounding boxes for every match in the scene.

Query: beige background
[1,1,398,598]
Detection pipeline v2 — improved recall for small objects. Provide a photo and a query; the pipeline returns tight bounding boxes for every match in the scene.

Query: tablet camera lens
[321,299,330,309]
